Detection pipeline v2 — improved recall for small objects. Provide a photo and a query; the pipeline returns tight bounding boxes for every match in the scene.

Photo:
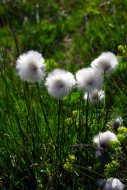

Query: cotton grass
[93,131,117,149]
[91,52,119,74]
[45,69,76,99]
[84,89,104,103]
[16,50,46,82]
[103,178,124,190]
[112,117,123,132]
[76,67,103,92]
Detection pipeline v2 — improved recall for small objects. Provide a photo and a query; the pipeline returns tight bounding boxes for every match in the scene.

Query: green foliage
[110,140,121,152]
[117,126,127,144]
[0,0,127,189]
[1,0,127,64]
[104,160,120,178]
[64,154,76,172]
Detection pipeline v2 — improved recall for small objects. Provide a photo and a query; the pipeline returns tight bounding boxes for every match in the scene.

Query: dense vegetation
[0,0,127,189]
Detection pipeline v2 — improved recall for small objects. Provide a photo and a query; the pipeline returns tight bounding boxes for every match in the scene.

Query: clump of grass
[0,1,127,189]
[0,46,127,190]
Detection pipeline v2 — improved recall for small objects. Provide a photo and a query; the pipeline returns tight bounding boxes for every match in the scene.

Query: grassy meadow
[0,0,127,189]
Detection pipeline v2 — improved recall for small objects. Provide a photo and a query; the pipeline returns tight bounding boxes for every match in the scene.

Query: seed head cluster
[15,50,124,188]
[16,50,118,99]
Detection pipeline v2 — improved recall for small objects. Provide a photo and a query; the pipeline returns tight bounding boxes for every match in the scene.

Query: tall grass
[0,1,127,190]
[1,49,127,189]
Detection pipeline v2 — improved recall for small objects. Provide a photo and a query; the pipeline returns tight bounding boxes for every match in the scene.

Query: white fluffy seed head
[93,131,117,148]
[76,67,103,92]
[103,178,124,190]
[45,69,76,99]
[112,117,123,128]
[91,52,119,74]
[84,89,104,103]
[16,50,46,82]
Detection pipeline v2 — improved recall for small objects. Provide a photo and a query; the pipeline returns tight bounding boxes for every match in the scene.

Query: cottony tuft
[16,50,46,82]
[103,178,124,190]
[91,52,118,74]
[76,67,103,92]
[45,69,76,99]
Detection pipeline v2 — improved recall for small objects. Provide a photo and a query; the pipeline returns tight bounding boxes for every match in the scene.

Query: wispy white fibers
[91,52,119,74]
[16,50,46,82]
[45,69,76,99]
[76,67,103,92]
[84,89,104,103]
[103,178,124,190]
[93,131,117,148]
[112,117,123,131]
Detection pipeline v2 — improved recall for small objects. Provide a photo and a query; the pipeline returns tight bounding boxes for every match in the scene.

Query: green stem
[103,74,107,130]
[78,94,82,140]
[84,92,89,165]
[36,83,54,143]
[85,92,89,144]
[57,99,61,159]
